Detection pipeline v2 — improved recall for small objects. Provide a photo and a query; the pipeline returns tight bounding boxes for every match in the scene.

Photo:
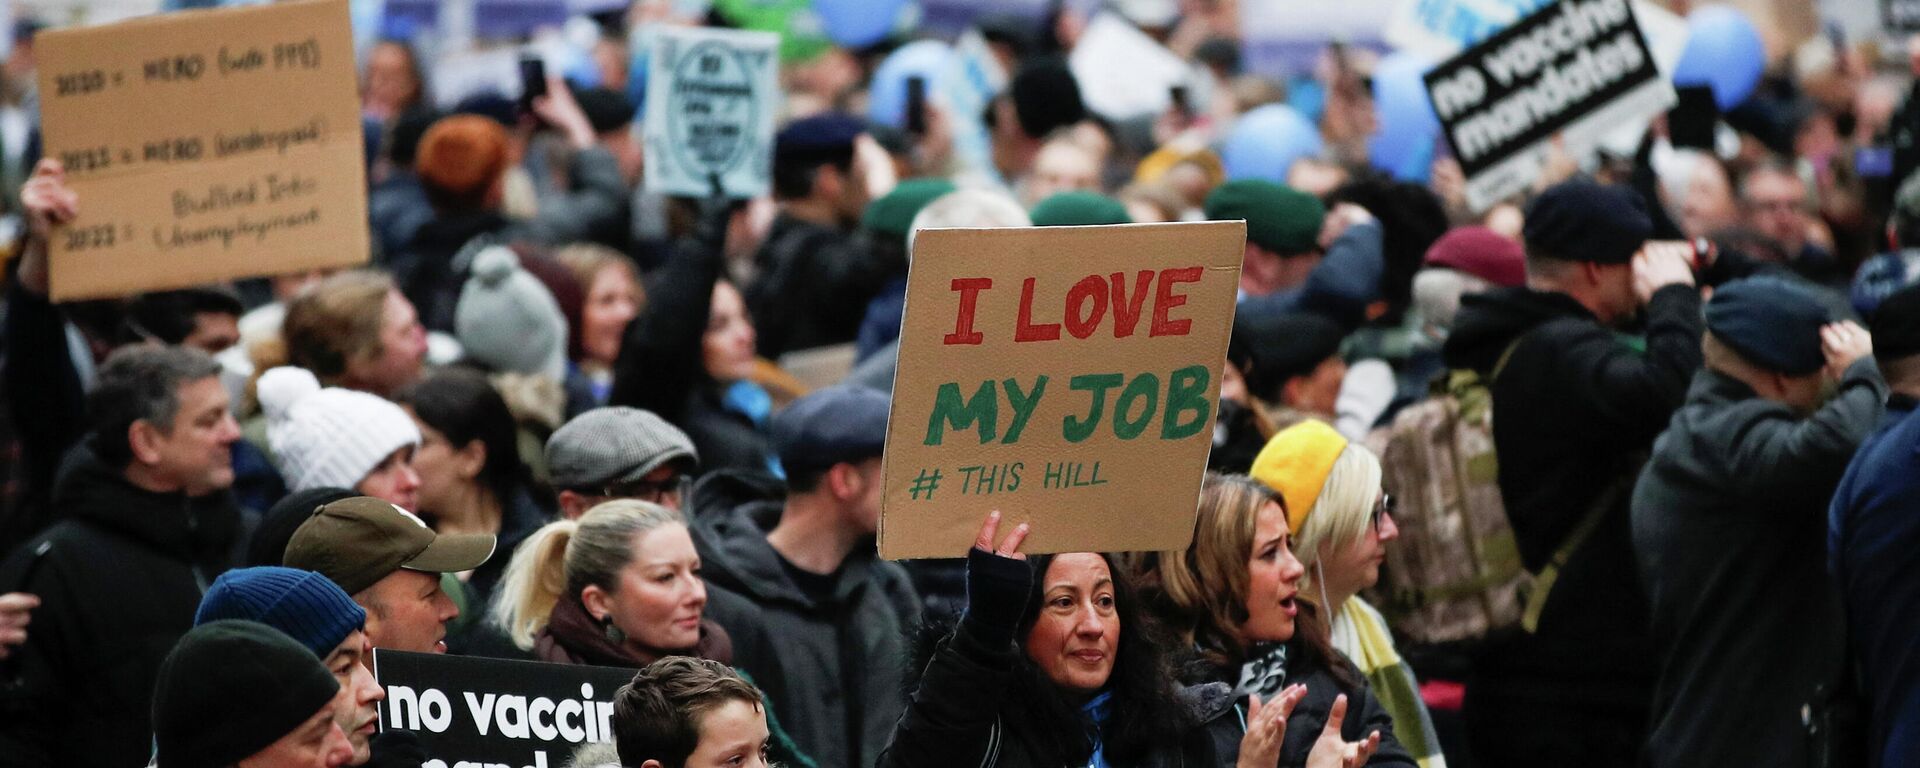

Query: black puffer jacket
[0,442,240,768]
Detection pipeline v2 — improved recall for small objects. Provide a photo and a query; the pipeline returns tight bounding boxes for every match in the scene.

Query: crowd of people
[0,1,1918,767]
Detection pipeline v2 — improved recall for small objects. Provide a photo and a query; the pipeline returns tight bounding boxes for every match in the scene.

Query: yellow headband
[1248,419,1349,535]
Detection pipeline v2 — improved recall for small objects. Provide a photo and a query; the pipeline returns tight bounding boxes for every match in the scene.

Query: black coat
[744,214,897,359]
[0,443,241,768]
[1186,647,1417,768]
[1631,362,1886,767]
[881,627,1236,768]
[690,485,921,768]
[609,211,773,476]
[1439,283,1703,741]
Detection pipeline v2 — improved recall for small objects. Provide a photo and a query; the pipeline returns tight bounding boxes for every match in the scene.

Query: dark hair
[772,145,855,200]
[1003,552,1192,765]
[88,345,223,465]
[612,657,764,768]
[393,367,525,508]
[121,288,244,346]
[1329,176,1449,326]
[387,106,442,169]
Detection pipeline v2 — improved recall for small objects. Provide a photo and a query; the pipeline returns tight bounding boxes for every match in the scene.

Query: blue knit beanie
[195,566,367,658]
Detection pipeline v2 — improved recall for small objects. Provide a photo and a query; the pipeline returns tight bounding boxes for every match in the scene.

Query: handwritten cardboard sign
[1424,0,1673,211]
[374,650,637,768]
[642,26,779,199]
[34,0,368,301]
[879,222,1244,560]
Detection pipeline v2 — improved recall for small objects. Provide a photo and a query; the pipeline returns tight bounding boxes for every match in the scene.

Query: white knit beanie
[258,366,422,493]
[455,246,568,381]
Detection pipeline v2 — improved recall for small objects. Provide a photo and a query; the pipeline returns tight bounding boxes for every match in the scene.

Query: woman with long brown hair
[1136,472,1414,767]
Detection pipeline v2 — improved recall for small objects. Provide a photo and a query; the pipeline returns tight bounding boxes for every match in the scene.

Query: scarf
[534,595,734,669]
[1331,598,1448,768]
[1232,642,1290,700]
[1081,690,1113,768]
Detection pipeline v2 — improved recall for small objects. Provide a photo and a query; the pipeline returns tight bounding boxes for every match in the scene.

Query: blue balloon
[1368,51,1441,183]
[1672,5,1765,110]
[1221,104,1324,184]
[868,40,955,130]
[814,0,906,48]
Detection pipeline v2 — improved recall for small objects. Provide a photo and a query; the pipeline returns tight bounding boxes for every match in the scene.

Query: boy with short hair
[613,657,773,768]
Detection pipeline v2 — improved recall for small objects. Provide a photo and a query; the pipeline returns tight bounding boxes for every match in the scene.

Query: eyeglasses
[1371,492,1395,534]
[598,473,691,504]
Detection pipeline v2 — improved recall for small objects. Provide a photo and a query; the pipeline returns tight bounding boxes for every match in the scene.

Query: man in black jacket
[1440,180,1702,768]
[0,344,243,768]
[1632,278,1883,767]
[690,386,921,768]
[746,114,895,359]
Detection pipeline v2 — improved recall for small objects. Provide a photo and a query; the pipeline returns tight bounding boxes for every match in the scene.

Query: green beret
[1204,180,1326,255]
[862,178,958,241]
[1030,191,1132,227]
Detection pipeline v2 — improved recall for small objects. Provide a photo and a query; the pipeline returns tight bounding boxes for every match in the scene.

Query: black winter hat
[1234,310,1347,402]
[1522,180,1652,264]
[152,620,341,768]
[1705,276,1830,376]
[574,87,635,133]
[1871,281,1920,364]
[247,487,358,567]
[1008,57,1085,140]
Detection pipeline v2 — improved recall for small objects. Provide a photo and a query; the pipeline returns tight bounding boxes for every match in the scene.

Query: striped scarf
[1330,597,1449,768]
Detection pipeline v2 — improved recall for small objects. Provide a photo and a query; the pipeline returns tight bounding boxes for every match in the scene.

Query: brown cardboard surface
[36,0,367,301]
[879,221,1245,560]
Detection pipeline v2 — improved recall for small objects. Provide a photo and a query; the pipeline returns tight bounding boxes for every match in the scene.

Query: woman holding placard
[883,511,1389,768]
[1134,473,1420,767]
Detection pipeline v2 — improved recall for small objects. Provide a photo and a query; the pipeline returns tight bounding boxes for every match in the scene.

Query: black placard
[373,650,637,768]
[1424,0,1664,203]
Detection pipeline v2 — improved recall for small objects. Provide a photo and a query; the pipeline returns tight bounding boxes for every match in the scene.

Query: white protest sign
[1068,13,1193,121]
[642,26,779,199]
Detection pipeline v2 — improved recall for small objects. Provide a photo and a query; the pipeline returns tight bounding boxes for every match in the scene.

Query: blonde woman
[1136,473,1410,767]
[1250,421,1447,768]
[490,499,816,767]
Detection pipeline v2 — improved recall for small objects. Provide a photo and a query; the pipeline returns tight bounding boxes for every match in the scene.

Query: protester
[1830,283,1920,766]
[284,496,494,656]
[547,406,699,519]
[1234,312,1349,433]
[254,270,429,400]
[691,386,920,768]
[0,345,242,768]
[150,620,354,768]
[1439,180,1702,767]
[1247,425,1445,766]
[554,244,644,405]
[886,511,1387,767]
[987,57,1087,183]
[454,246,570,383]
[854,178,957,362]
[395,367,549,602]
[1205,180,1384,328]
[1739,158,1844,286]
[195,567,411,768]
[489,499,812,766]
[612,657,777,768]
[1633,278,1883,766]
[747,113,893,358]
[258,365,423,509]
[610,186,778,475]
[362,39,427,123]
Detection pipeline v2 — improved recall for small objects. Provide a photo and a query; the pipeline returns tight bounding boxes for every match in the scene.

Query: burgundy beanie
[1424,226,1526,288]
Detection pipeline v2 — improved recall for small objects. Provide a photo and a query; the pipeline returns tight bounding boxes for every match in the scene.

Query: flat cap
[547,407,700,489]
[773,386,892,473]
[1205,180,1326,255]
[1706,276,1830,376]
[1030,191,1132,227]
[1522,180,1651,264]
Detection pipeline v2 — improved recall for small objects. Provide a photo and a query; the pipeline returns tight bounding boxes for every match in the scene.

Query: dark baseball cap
[283,497,495,595]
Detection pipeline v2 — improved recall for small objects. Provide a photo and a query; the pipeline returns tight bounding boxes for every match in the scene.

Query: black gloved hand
[959,547,1034,650]
[364,729,429,768]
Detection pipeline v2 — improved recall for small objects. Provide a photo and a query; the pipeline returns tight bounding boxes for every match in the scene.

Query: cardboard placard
[373,650,637,768]
[642,26,779,199]
[1425,0,1674,211]
[878,222,1244,560]
[35,0,369,301]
